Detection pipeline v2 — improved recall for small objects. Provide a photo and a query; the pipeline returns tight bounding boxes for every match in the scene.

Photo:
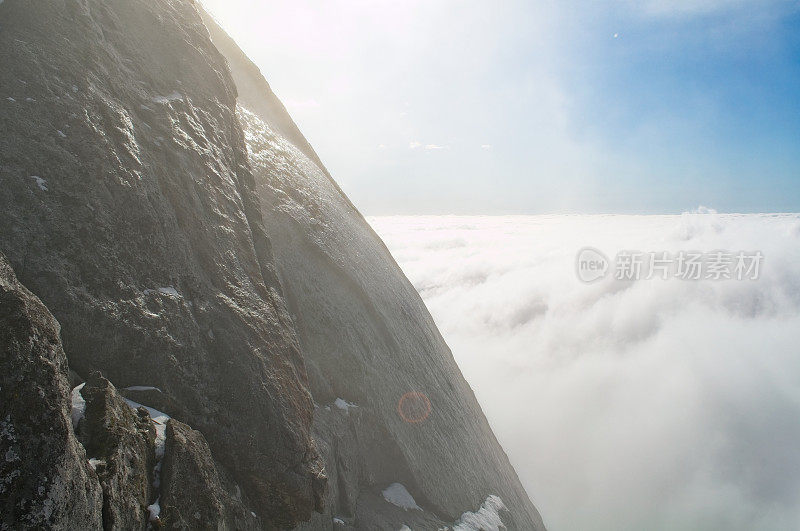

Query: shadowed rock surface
[76,372,155,530]
[0,253,103,529]
[0,0,323,526]
[160,419,257,530]
[0,251,263,529]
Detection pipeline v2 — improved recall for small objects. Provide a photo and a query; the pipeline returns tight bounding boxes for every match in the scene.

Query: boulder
[77,372,156,530]
[159,419,257,530]
[0,253,103,529]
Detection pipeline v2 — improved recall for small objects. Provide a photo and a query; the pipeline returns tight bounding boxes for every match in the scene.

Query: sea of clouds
[369,211,800,531]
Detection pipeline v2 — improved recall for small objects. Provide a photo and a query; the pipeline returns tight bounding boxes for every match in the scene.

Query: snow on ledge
[124,399,169,459]
[333,397,357,412]
[88,458,106,471]
[157,287,179,297]
[152,91,182,104]
[453,495,507,531]
[143,287,180,298]
[147,497,161,522]
[125,398,170,493]
[381,483,421,511]
[70,383,86,429]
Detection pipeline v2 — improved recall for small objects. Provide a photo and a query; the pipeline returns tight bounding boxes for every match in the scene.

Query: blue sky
[202,0,800,214]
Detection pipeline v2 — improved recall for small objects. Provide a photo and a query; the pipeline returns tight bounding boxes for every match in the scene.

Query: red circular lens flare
[397,392,431,424]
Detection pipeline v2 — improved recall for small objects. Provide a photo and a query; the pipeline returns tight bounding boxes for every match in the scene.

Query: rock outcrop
[76,372,155,530]
[159,419,255,529]
[0,252,264,529]
[0,0,322,526]
[0,0,545,528]
[0,253,103,529]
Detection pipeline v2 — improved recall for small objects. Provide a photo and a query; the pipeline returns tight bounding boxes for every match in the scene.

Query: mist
[370,211,800,530]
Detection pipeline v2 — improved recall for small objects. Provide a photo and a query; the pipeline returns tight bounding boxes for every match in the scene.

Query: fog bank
[370,212,800,530]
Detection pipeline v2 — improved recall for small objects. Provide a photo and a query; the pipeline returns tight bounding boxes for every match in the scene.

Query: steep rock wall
[0,253,103,529]
[202,12,546,530]
[0,0,546,527]
[0,0,323,526]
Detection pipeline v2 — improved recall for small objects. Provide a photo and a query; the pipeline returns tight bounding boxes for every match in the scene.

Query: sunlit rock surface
[0,0,544,527]
[0,0,322,526]
[203,12,545,530]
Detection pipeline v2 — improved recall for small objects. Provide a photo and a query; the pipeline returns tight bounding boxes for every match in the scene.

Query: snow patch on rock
[453,495,506,531]
[30,176,48,191]
[70,383,86,429]
[124,399,169,458]
[124,398,170,489]
[382,483,421,511]
[143,287,180,298]
[147,497,161,522]
[152,91,182,104]
[157,286,179,297]
[87,458,106,471]
[333,398,357,412]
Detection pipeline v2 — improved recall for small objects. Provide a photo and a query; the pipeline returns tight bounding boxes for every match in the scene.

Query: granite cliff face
[0,0,322,526]
[0,0,544,528]
[0,253,103,529]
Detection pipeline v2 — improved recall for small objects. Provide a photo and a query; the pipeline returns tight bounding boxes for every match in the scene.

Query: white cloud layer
[369,212,800,531]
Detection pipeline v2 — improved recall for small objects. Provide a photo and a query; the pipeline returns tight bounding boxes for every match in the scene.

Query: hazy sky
[201,0,800,215]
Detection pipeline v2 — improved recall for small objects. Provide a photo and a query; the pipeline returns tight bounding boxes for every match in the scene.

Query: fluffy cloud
[369,212,800,531]
[408,141,446,150]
